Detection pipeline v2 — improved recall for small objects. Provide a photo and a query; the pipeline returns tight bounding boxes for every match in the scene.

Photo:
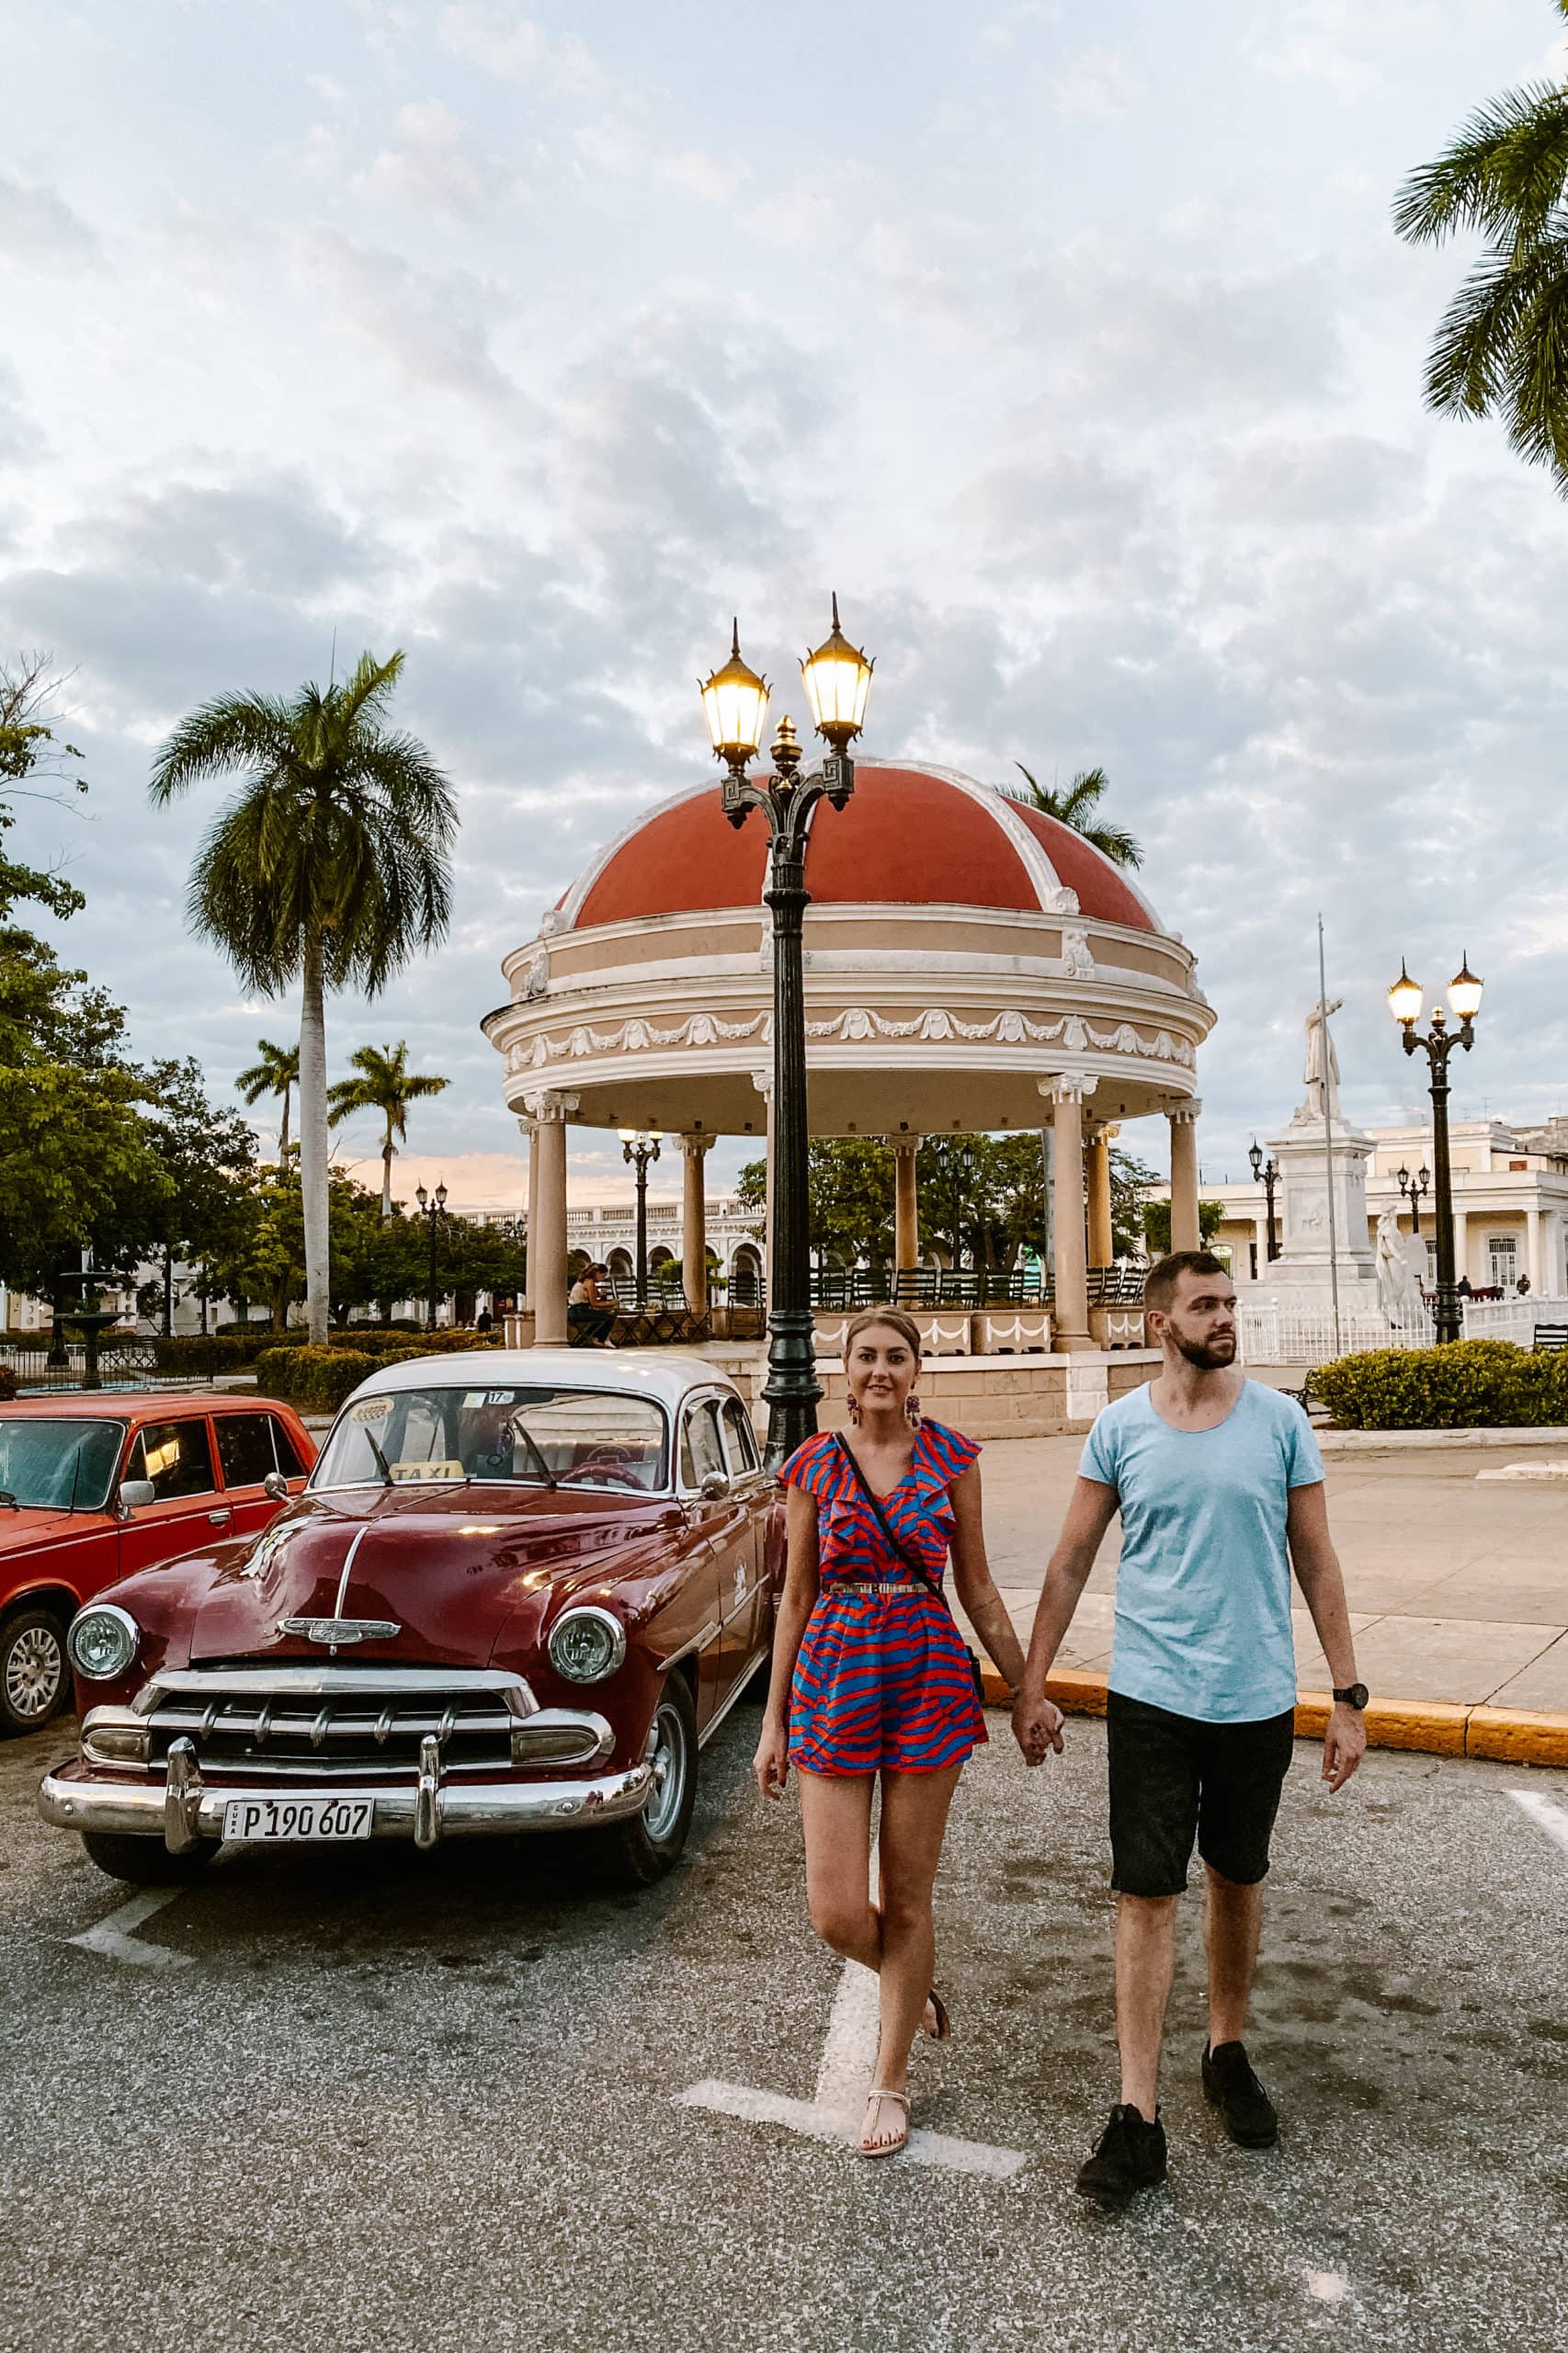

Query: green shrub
[254,1346,415,1411]
[0,1365,17,1402]
[1313,1340,1568,1430]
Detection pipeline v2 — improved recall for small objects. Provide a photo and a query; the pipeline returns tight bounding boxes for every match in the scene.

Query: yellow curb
[980,1665,1568,1767]
[1465,1708,1568,1768]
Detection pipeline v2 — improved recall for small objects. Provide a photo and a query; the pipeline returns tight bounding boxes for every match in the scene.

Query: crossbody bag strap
[834,1435,942,1596]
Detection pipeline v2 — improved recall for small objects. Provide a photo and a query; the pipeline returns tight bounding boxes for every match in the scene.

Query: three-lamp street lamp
[1388,954,1483,1345]
[1247,1140,1280,1263]
[415,1180,448,1333]
[1396,1160,1431,1238]
[699,597,874,1465]
[619,1129,662,1306]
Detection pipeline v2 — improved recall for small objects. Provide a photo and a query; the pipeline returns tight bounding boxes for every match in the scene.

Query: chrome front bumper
[39,1735,654,1852]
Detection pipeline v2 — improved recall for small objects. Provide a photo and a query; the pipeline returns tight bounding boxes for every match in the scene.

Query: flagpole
[1317,913,1342,1358]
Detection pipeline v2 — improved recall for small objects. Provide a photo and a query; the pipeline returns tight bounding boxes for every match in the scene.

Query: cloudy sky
[5,0,1567,1211]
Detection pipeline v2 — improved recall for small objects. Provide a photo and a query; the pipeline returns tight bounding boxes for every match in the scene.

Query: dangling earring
[847,1393,862,1427]
[905,1391,922,1429]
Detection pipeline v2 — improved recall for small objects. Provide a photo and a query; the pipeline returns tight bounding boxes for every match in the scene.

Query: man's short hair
[1144,1250,1229,1314]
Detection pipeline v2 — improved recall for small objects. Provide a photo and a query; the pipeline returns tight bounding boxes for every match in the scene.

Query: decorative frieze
[502,1006,1197,1073]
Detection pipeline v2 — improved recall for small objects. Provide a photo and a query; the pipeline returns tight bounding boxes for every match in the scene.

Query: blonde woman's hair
[842,1307,923,1359]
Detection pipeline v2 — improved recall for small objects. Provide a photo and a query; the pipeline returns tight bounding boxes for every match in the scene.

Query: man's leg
[1116,1892,1180,2116]
[1203,1865,1264,2049]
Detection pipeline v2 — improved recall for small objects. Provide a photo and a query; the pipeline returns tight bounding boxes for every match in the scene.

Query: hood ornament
[281,1617,402,1647]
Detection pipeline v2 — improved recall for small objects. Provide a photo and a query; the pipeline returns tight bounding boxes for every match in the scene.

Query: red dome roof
[567,763,1156,933]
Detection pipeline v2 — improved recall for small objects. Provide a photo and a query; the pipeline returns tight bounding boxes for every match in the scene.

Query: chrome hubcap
[5,1625,63,1720]
[643,1700,688,1844]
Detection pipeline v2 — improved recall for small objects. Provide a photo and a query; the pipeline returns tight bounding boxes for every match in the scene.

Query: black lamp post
[700,599,874,1467]
[619,1130,662,1305]
[1396,1160,1431,1238]
[1389,956,1483,1344]
[1247,1140,1280,1262]
[415,1180,448,1332]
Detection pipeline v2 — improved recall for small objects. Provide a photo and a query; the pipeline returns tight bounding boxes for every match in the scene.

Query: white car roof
[346,1347,741,1415]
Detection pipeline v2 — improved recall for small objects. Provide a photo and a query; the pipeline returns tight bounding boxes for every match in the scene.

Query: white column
[1452,1209,1469,1288]
[1086,1122,1116,1267]
[1168,1100,1202,1254]
[888,1135,921,1272]
[1040,1076,1091,1348]
[679,1135,714,1313]
[517,1119,539,1315]
[1527,1208,1544,1295]
[524,1091,576,1347]
[752,1070,774,1293]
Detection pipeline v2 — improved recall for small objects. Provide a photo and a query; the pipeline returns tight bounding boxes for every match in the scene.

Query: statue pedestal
[1254,1106,1381,1309]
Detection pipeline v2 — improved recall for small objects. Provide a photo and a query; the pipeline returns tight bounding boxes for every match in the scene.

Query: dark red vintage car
[0,1393,314,1736]
[40,1351,783,1889]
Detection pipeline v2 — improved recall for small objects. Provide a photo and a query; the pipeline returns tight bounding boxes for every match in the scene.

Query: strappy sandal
[923,1988,951,2042]
[858,2086,910,2159]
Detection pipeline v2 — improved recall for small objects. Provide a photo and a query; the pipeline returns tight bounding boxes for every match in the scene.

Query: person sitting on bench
[568,1264,618,1346]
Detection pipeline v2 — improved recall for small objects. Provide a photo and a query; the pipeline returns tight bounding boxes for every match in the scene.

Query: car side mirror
[262,1471,289,1501]
[699,1471,730,1501]
[117,1478,155,1518]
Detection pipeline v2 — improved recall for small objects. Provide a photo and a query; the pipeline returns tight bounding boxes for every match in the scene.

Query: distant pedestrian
[754,1310,1036,2159]
[1517,1273,1531,1298]
[1012,1251,1367,2206]
[475,1307,494,1333]
[1458,1274,1472,1299]
[567,1264,617,1346]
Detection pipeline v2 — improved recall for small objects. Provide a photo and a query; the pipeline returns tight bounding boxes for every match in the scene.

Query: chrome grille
[133,1667,611,1782]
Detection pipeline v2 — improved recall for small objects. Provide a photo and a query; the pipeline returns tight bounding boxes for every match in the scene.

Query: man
[1013,1250,1367,2206]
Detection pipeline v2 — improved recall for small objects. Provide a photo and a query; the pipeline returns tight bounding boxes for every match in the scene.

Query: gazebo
[483,760,1215,1372]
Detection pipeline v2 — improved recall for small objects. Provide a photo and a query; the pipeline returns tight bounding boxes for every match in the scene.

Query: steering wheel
[557,1444,650,1491]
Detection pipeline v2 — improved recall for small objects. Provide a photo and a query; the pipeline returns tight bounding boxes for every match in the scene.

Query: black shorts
[1107,1689,1295,1899]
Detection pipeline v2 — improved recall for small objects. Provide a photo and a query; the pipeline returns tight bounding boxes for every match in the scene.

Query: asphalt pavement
[2,1706,1565,2353]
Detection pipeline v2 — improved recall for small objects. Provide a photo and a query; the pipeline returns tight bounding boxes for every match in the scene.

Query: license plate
[222,1794,374,1842]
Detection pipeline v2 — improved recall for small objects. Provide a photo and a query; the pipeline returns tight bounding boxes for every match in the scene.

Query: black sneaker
[1074,2103,1167,2205]
[1201,2040,1278,2148]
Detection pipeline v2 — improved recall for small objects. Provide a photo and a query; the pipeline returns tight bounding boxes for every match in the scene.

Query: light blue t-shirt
[1078,1377,1324,1724]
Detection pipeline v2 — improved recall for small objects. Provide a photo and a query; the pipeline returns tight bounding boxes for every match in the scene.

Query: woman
[567,1263,617,1347]
[754,1309,1057,2157]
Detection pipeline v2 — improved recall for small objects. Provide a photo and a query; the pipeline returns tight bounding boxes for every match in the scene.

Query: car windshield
[311,1383,669,1495]
[0,1418,125,1512]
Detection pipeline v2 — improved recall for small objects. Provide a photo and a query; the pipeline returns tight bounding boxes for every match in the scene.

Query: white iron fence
[1238,1293,1568,1366]
[1461,1294,1568,1346]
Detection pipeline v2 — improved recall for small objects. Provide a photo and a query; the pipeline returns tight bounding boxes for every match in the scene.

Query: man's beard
[1173,1330,1236,1373]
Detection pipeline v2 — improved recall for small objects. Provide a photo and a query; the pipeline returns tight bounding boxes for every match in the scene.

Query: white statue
[1375,1205,1427,1323]
[1302,997,1343,1120]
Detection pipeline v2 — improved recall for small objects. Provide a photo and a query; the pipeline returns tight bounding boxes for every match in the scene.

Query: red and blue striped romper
[780,1421,987,1776]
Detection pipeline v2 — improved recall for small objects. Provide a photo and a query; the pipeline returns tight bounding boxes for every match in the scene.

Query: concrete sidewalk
[961,1434,1568,1729]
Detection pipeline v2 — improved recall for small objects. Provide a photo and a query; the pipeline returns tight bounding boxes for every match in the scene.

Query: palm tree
[1393,6,1568,494]
[328,1040,449,1218]
[150,651,455,1343]
[1012,764,1142,870]
[236,1039,300,1163]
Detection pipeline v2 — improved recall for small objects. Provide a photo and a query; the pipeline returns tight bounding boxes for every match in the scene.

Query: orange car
[0,1392,315,1735]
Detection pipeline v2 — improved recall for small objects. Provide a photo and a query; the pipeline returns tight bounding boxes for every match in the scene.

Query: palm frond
[1423,238,1552,416]
[1393,85,1568,249]
[148,692,294,803]
[1504,236,1568,483]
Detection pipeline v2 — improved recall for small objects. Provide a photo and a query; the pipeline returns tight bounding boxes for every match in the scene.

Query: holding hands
[1012,1688,1066,1768]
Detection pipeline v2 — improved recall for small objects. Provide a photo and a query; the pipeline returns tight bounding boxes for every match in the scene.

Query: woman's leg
[872,1764,964,2097]
[798,1768,880,1969]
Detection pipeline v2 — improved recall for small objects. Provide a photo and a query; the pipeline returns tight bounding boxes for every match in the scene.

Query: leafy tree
[149,650,456,1344]
[236,1038,300,1163]
[138,1057,259,1334]
[327,1039,449,1217]
[1012,763,1142,870]
[1142,1198,1226,1256]
[1109,1144,1158,1260]
[1393,5,1568,495]
[0,660,168,1316]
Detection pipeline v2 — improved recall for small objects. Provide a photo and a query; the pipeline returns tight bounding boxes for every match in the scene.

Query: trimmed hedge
[1313,1339,1568,1430]
[254,1332,505,1411]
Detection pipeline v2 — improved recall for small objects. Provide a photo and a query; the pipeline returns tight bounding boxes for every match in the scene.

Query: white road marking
[1510,1787,1568,1861]
[1304,2270,1347,2304]
[812,1960,881,2121]
[67,1885,195,1970]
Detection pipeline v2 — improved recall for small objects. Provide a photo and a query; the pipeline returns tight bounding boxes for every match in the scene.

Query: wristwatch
[1333,1682,1369,1711]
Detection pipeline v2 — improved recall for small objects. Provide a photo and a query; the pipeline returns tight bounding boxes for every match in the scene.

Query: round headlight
[548,1606,626,1685]
[67,1603,140,1681]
